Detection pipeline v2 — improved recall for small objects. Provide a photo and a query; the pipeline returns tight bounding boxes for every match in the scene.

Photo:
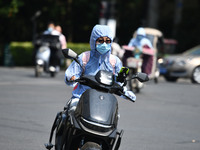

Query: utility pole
[66,0,73,42]
[173,0,183,37]
[147,0,159,28]
[31,10,41,42]
[99,0,117,38]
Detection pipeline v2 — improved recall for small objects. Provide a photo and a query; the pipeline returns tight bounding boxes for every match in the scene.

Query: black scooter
[45,49,149,150]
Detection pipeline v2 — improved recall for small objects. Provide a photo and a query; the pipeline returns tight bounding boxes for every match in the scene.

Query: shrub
[10,42,34,66]
[9,42,90,66]
[67,43,90,54]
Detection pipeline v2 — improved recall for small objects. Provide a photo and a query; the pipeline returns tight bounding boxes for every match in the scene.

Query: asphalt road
[0,67,200,150]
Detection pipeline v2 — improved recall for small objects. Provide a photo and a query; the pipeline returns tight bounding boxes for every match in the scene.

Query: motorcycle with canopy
[121,28,163,92]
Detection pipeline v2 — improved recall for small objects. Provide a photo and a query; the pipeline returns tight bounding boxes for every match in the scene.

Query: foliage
[10,42,34,66]
[116,0,146,45]
[0,0,24,18]
[8,42,90,66]
[0,0,200,62]
[67,43,90,54]
[176,0,200,52]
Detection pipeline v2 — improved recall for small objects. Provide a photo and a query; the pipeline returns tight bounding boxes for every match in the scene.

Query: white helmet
[136,27,146,36]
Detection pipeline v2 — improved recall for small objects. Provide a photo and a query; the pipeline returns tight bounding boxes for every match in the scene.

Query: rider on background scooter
[65,24,136,113]
[120,27,154,92]
[43,22,66,72]
[129,27,155,76]
[128,27,153,58]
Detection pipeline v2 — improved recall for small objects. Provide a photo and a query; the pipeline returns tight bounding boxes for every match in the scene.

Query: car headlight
[162,58,173,66]
[158,58,164,64]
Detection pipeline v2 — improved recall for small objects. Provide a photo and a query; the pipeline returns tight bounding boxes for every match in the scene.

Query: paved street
[0,67,200,150]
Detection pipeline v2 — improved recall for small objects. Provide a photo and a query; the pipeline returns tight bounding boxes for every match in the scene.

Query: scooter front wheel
[80,142,101,150]
[50,72,55,77]
[35,65,42,77]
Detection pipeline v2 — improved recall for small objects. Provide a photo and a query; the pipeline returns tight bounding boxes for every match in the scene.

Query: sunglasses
[96,38,111,44]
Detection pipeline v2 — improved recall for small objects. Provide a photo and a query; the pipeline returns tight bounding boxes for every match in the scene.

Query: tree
[0,0,200,53]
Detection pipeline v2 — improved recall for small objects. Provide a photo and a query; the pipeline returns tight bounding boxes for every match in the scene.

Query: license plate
[159,67,167,74]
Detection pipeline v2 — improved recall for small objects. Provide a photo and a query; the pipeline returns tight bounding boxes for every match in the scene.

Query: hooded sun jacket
[128,27,153,49]
[65,25,122,99]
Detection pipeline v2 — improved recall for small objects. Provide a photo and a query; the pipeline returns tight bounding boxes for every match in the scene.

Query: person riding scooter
[34,33,61,77]
[121,27,154,92]
[34,22,63,77]
[65,25,136,111]
[128,27,153,47]
[122,27,152,65]
[45,25,136,149]
[43,23,63,72]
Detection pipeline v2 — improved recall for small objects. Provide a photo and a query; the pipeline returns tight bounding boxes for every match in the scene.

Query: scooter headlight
[37,59,44,65]
[49,66,56,72]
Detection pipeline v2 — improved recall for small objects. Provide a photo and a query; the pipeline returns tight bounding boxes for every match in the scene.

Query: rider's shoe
[44,142,54,150]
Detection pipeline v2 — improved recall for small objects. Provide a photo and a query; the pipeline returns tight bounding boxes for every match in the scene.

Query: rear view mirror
[62,48,77,59]
[62,48,84,72]
[132,72,149,82]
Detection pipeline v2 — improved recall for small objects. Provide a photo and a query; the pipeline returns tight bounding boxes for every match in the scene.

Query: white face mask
[48,27,53,32]
[96,43,111,54]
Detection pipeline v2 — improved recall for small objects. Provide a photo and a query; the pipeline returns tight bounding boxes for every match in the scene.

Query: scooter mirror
[131,72,149,82]
[62,48,84,72]
[62,48,77,59]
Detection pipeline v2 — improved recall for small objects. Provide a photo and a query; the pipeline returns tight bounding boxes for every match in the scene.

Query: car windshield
[183,46,200,56]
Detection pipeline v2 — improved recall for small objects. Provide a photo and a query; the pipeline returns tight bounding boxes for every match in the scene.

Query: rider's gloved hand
[124,91,136,102]
[120,86,136,102]
[117,67,129,83]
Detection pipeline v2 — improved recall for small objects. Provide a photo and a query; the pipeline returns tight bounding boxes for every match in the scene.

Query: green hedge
[9,42,90,66]
[67,43,90,54]
[10,42,34,66]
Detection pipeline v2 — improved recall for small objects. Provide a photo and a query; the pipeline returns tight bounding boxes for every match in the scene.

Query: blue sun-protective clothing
[128,27,153,48]
[65,25,136,101]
